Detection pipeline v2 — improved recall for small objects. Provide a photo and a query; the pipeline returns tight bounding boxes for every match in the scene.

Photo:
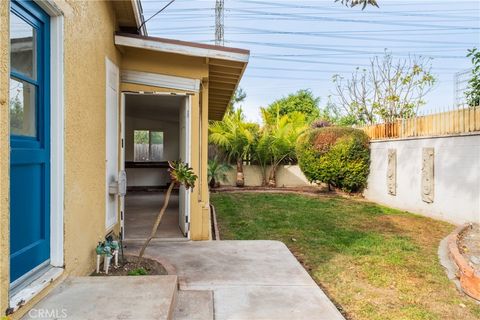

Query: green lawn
[211,192,480,320]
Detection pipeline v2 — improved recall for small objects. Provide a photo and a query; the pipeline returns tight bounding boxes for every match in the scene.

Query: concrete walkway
[125,240,345,320]
[22,276,178,320]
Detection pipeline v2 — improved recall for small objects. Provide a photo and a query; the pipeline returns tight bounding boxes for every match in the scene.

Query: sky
[141,0,480,122]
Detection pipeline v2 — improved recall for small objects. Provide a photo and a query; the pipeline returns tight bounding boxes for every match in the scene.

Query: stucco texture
[1,0,122,318]
[0,0,10,314]
[62,0,122,276]
[1,0,217,316]
[364,135,480,224]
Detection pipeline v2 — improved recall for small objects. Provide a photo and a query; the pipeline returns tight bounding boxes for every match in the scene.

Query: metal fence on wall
[360,106,480,140]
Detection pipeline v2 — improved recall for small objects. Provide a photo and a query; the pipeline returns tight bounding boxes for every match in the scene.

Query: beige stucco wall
[0,0,10,314]
[222,165,314,187]
[62,0,123,280]
[1,1,216,316]
[1,0,124,318]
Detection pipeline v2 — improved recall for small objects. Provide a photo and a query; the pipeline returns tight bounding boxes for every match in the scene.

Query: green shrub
[128,267,148,276]
[296,127,370,192]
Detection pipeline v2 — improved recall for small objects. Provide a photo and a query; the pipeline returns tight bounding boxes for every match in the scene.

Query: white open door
[119,93,126,239]
[105,58,119,230]
[178,96,191,236]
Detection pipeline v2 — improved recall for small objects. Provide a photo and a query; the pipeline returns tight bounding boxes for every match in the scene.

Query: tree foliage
[335,0,379,9]
[263,90,321,124]
[209,108,256,186]
[226,87,247,113]
[466,47,480,107]
[209,108,255,162]
[332,52,435,125]
[9,95,23,132]
[296,127,370,192]
[255,110,307,186]
[208,157,232,188]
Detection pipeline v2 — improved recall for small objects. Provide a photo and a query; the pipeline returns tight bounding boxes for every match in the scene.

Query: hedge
[296,127,370,192]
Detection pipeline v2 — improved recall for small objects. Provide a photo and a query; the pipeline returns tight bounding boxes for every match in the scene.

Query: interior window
[134,130,164,162]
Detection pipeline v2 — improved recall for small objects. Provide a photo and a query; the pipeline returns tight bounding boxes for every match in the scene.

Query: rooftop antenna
[215,0,224,46]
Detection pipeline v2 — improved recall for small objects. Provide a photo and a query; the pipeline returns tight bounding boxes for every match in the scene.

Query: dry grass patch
[212,192,480,320]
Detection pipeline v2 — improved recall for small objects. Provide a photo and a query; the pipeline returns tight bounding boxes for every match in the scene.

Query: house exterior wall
[1,1,218,316]
[0,0,11,315]
[0,0,123,317]
[364,135,480,224]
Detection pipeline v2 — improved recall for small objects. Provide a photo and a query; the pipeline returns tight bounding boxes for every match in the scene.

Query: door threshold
[9,267,64,313]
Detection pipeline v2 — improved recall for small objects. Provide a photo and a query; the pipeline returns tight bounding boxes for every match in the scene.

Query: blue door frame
[9,0,51,284]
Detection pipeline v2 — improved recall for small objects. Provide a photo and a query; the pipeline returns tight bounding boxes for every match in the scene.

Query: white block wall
[364,134,480,224]
[222,165,314,188]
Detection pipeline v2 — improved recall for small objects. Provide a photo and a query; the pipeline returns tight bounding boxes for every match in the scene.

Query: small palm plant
[139,161,197,257]
[208,158,232,188]
[209,108,255,187]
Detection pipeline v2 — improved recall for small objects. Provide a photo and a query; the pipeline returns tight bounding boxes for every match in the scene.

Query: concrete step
[173,290,214,320]
[22,276,178,320]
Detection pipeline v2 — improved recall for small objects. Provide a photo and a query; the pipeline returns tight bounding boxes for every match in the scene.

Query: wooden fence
[134,144,163,161]
[360,106,480,140]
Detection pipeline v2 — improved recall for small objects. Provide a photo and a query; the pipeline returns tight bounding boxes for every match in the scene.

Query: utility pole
[215,0,224,46]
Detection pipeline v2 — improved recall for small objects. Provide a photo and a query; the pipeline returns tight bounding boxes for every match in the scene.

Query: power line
[230,8,480,30]
[139,0,176,32]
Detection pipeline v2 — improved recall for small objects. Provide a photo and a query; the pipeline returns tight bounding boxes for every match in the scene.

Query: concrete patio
[125,240,345,320]
[22,240,344,320]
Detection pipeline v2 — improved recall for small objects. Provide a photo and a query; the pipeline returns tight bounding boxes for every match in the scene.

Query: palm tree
[139,161,197,257]
[209,108,255,187]
[255,111,307,187]
[208,158,232,188]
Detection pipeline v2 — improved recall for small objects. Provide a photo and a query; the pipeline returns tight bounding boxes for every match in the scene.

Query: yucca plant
[208,158,232,188]
[139,161,197,257]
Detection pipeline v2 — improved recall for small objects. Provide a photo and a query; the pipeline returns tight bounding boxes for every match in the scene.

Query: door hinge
[121,139,124,148]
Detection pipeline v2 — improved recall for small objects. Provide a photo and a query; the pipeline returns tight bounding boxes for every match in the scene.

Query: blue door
[9,0,50,284]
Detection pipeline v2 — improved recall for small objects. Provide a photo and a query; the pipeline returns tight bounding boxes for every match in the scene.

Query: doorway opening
[122,92,190,241]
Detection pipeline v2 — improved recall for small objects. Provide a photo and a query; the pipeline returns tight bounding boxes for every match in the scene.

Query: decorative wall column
[421,148,435,203]
[387,149,397,196]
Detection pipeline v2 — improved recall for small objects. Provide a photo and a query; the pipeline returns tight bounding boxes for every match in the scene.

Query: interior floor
[124,191,185,240]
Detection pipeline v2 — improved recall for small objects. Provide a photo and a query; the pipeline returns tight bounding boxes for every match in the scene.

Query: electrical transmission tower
[215,0,224,46]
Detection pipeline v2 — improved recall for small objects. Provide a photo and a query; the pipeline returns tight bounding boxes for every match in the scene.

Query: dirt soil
[91,255,168,276]
[458,223,480,272]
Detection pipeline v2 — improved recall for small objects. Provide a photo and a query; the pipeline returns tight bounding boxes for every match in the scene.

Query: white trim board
[131,0,147,36]
[121,70,200,92]
[105,57,120,231]
[49,12,64,268]
[115,35,250,63]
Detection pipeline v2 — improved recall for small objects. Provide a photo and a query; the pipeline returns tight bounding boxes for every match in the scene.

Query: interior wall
[125,97,180,187]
